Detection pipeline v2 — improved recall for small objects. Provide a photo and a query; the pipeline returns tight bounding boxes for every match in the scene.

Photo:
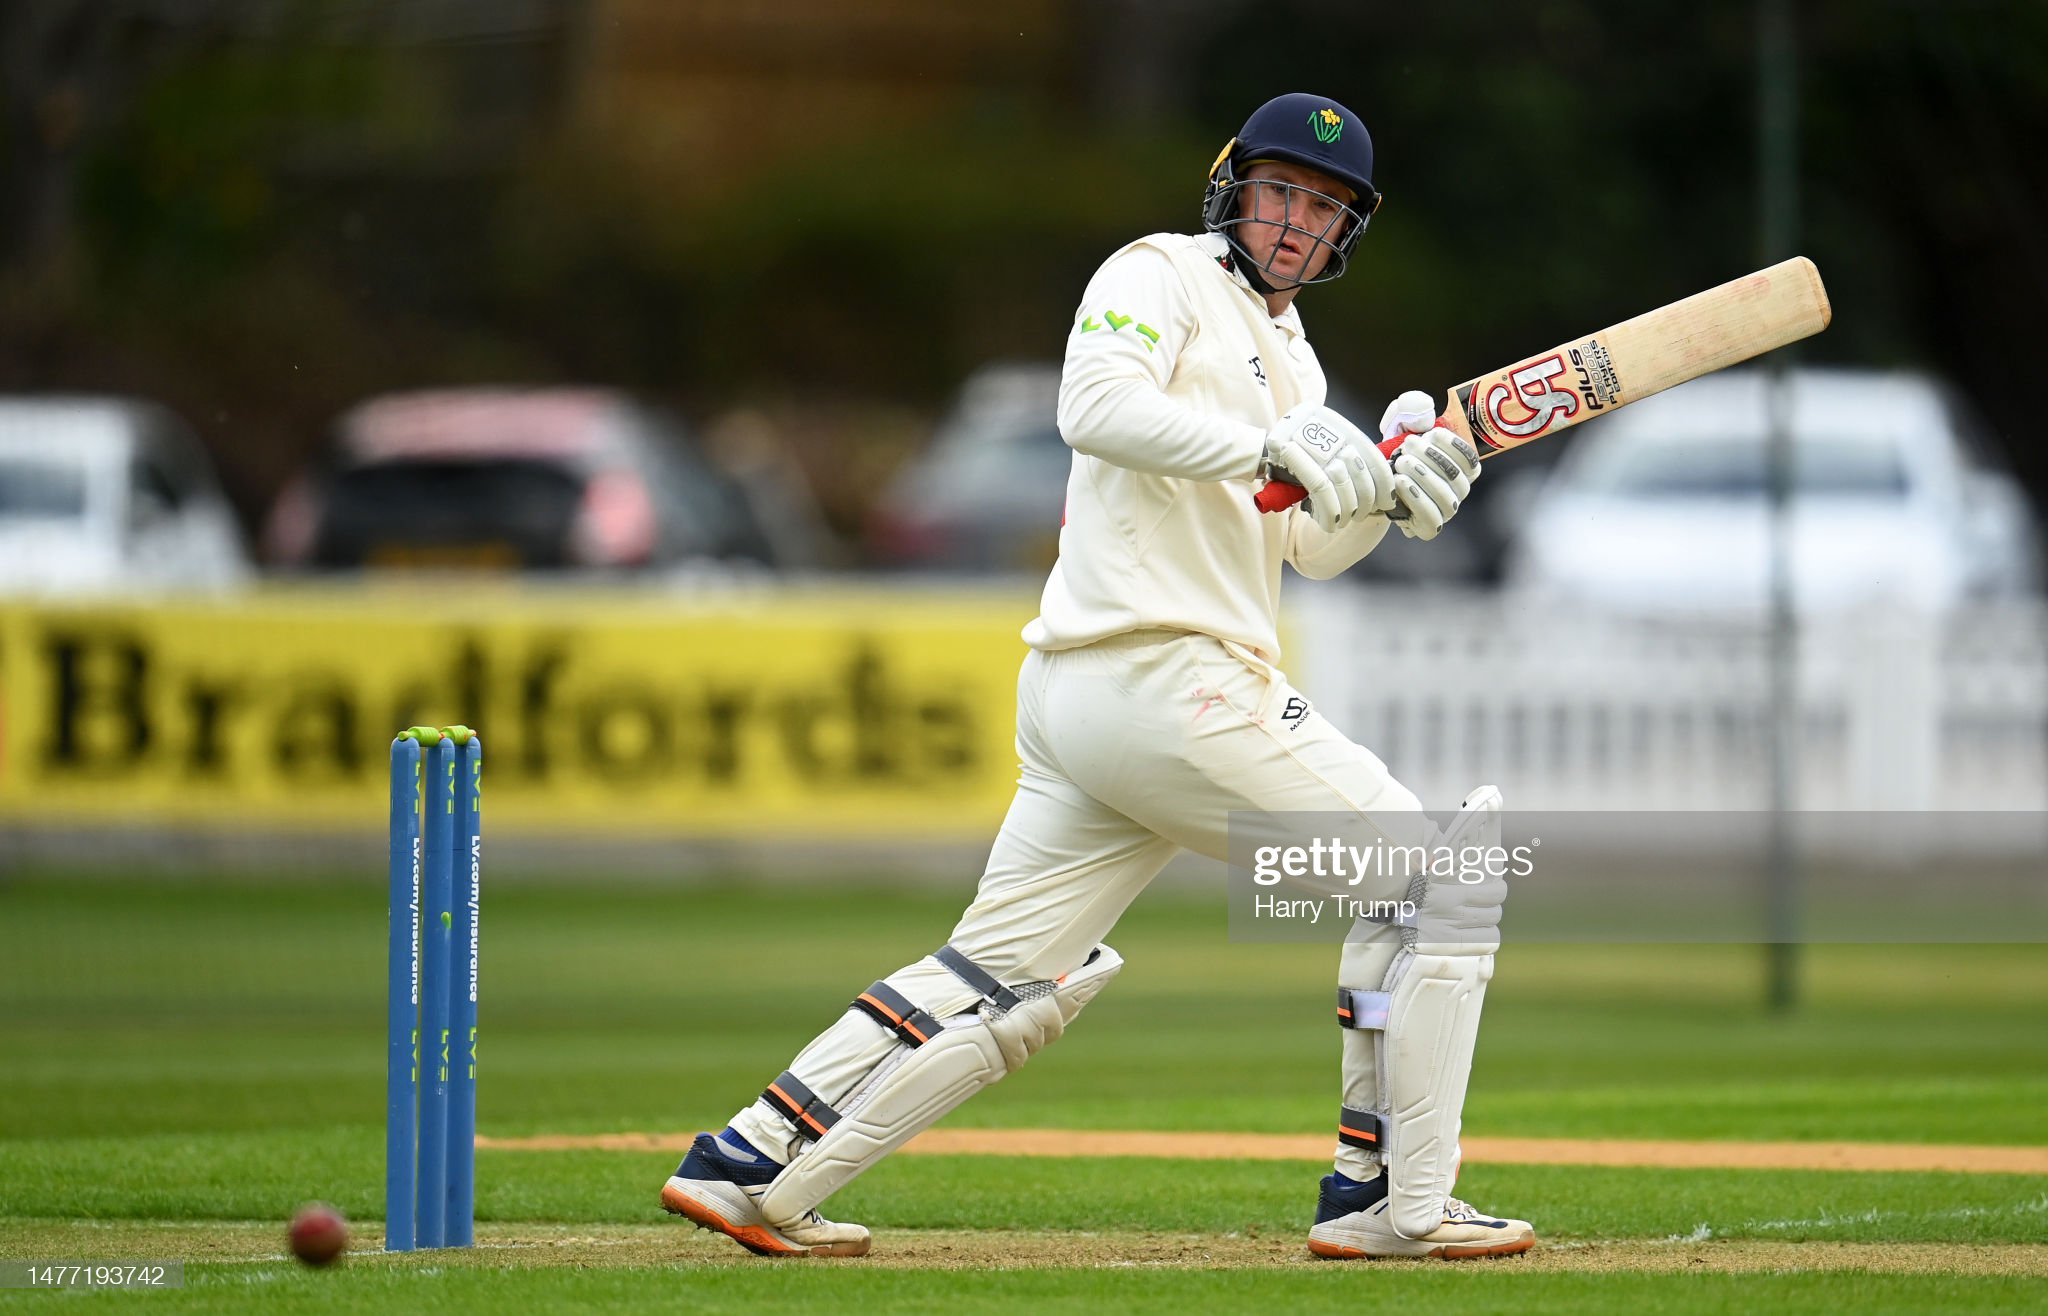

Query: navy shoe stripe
[676,1132,780,1188]
[1313,1170,1389,1225]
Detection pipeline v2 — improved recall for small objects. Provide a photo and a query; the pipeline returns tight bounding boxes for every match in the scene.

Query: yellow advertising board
[0,586,1037,840]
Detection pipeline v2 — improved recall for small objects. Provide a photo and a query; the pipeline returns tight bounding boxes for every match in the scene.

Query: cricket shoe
[1306,1171,1534,1260]
[660,1132,870,1258]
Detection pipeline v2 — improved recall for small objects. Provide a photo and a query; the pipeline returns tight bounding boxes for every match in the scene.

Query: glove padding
[1262,403,1396,534]
[1379,390,1480,542]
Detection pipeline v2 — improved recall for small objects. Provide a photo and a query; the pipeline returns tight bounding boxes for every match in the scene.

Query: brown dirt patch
[475,1128,2048,1175]
[13,1220,2042,1276]
[523,1229,2048,1276]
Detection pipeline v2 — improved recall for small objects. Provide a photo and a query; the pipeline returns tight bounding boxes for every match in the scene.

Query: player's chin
[1266,249,1322,287]
[1265,261,1312,289]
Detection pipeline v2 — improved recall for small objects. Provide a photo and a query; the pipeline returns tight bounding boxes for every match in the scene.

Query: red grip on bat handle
[1253,427,1428,514]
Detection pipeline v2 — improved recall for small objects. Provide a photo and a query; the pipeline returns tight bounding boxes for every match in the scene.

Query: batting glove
[1262,403,1396,534]
[1377,390,1479,541]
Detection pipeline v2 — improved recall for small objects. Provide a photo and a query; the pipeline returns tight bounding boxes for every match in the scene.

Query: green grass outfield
[1,873,2045,1312]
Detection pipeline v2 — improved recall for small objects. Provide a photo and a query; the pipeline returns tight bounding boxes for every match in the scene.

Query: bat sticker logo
[1481,355,1580,439]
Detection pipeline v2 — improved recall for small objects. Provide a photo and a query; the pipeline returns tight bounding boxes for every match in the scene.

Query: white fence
[1292,585,2048,813]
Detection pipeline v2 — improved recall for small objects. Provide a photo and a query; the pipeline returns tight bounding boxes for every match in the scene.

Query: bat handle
[1252,429,1426,514]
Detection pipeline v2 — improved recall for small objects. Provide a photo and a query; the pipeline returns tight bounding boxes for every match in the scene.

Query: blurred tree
[2,0,2046,539]
[0,0,157,275]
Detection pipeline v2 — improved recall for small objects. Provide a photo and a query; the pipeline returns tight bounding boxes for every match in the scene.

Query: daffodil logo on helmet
[1310,107,1343,143]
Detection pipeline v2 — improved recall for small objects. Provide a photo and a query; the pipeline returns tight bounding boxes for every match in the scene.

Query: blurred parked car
[867,363,1069,573]
[1502,368,2040,614]
[265,389,796,573]
[0,395,250,594]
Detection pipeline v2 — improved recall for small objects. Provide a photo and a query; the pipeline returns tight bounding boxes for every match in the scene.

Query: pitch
[1,874,2042,1312]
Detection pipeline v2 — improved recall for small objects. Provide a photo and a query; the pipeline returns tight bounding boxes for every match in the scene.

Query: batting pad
[1378,945,1493,1237]
[758,944,1123,1226]
[1337,785,1505,1238]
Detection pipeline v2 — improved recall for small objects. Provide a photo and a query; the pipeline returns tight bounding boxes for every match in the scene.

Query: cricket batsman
[661,92,1534,1261]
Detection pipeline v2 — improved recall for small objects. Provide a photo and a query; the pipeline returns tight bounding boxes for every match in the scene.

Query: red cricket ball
[287,1201,349,1266]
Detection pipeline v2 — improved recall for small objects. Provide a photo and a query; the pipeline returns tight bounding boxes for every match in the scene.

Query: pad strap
[1338,1105,1384,1151]
[850,981,944,1047]
[762,1070,840,1141]
[1336,987,1391,1030]
[935,944,1021,1012]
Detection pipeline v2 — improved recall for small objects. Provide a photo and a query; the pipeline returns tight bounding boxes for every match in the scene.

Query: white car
[1501,368,2040,614]
[0,396,251,595]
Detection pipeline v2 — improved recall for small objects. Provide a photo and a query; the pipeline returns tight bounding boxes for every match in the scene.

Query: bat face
[1449,256,1832,457]
[1253,256,1831,514]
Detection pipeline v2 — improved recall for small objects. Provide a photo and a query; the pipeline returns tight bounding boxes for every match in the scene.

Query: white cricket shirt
[1023,232,1390,660]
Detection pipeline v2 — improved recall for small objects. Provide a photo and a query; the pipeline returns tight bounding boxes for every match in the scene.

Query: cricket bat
[1254,255,1833,514]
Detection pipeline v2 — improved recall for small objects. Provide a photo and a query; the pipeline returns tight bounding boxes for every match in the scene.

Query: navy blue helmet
[1202,93,1380,289]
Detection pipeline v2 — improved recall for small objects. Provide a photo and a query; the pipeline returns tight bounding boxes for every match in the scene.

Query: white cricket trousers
[729,629,1426,1181]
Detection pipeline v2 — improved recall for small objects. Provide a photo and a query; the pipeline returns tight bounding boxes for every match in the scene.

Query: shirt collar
[1196,232,1304,337]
